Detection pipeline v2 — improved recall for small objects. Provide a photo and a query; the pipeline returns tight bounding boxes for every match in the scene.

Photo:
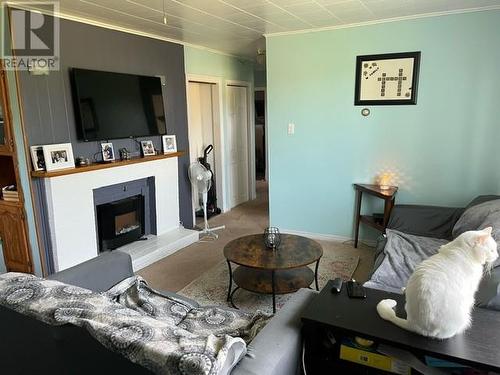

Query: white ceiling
[15,0,500,59]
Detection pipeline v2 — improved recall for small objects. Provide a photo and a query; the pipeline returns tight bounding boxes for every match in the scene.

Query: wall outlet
[288,123,295,135]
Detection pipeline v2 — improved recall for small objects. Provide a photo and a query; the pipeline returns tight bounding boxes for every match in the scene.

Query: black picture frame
[354,51,421,106]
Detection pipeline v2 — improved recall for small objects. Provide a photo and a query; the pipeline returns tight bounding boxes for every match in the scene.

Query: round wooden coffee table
[223,233,323,313]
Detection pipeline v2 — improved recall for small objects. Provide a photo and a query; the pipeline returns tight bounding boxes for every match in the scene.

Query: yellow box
[339,344,411,375]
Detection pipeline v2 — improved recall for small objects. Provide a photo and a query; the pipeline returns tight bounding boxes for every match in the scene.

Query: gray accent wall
[18,17,193,237]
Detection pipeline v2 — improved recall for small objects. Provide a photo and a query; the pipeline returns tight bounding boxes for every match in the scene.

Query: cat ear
[477,227,493,245]
[482,227,493,235]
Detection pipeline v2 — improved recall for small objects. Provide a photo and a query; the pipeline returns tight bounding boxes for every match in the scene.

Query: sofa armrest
[231,288,317,375]
[368,235,387,279]
[48,251,134,292]
[387,205,464,239]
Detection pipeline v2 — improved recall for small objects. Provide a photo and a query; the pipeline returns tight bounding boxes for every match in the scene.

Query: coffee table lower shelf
[233,266,314,294]
[226,263,319,313]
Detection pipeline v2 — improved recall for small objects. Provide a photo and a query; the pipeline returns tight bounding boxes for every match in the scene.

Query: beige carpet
[138,181,375,296]
[178,252,359,314]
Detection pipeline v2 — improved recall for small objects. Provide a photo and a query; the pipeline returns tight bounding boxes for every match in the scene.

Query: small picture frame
[30,145,46,171]
[42,143,75,172]
[162,135,177,154]
[101,142,115,162]
[141,140,156,157]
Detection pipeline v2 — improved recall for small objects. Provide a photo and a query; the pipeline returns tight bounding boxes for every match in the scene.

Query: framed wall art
[354,51,421,105]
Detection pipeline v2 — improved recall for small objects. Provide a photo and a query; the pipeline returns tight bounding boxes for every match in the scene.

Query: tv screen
[70,68,167,141]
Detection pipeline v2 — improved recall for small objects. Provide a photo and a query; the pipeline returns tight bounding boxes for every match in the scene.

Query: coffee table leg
[229,287,240,309]
[271,270,276,314]
[314,259,320,291]
[226,260,233,302]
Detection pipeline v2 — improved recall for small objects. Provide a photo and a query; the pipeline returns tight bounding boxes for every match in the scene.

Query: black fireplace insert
[96,195,145,251]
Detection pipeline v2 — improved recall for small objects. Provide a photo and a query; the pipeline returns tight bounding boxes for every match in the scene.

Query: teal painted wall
[184,47,253,82]
[267,11,500,238]
[254,69,267,88]
[0,240,5,273]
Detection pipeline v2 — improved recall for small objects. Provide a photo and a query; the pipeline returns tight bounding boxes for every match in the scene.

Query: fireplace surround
[33,156,194,272]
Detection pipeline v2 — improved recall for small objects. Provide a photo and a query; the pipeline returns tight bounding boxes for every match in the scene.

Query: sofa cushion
[452,198,500,267]
[364,229,447,293]
[465,195,500,210]
[387,205,463,240]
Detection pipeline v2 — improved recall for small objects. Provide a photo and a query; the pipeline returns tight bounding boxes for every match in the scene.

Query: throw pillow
[452,199,500,267]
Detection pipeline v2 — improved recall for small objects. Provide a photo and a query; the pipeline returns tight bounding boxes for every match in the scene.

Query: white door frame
[226,80,256,205]
[186,74,226,225]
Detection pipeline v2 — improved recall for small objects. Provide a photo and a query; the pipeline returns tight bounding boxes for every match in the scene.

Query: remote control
[331,278,343,293]
[346,279,367,299]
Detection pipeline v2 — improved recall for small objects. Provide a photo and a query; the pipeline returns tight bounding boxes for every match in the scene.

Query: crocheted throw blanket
[0,273,270,374]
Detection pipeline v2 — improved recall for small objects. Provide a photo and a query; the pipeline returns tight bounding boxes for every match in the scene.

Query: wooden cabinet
[0,70,12,154]
[0,66,34,273]
[0,204,32,272]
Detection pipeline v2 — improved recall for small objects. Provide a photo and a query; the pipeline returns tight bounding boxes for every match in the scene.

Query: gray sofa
[0,251,316,374]
[365,195,500,310]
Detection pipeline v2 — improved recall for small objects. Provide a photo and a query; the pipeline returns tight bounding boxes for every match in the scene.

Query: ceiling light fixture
[162,0,167,24]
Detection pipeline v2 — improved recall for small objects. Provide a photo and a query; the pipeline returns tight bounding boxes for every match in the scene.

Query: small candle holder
[379,172,392,190]
[264,227,281,250]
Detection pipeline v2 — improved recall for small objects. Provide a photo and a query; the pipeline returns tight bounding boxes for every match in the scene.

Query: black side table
[301,280,500,374]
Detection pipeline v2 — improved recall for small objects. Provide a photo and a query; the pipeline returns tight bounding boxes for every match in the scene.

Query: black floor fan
[195,145,221,219]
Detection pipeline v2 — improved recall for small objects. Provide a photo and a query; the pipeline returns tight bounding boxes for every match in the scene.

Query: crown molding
[264,5,500,38]
[4,2,253,62]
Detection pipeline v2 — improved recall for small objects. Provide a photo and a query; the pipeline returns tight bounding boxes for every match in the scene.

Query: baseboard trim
[280,229,377,247]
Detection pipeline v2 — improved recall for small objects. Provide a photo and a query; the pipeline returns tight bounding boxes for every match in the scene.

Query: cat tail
[376,299,410,331]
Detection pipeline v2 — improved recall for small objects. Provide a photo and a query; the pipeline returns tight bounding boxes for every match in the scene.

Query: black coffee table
[301,280,500,373]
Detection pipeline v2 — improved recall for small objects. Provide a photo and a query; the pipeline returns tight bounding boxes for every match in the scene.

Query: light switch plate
[288,123,295,135]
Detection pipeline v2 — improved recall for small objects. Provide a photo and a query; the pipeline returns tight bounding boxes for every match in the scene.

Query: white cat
[377,227,498,339]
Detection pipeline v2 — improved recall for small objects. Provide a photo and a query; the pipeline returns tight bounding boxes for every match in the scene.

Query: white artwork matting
[359,57,415,101]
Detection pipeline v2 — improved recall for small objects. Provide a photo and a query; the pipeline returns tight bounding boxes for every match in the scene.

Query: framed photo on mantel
[354,51,421,106]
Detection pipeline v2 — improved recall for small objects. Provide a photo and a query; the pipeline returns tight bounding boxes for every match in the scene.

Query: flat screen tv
[70,68,167,141]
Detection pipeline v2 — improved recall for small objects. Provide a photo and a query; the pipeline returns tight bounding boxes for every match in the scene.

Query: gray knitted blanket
[0,273,270,374]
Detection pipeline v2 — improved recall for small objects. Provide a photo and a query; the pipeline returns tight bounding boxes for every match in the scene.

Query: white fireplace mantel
[40,156,190,271]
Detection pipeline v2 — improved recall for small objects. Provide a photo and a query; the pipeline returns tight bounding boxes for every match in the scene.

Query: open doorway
[187,78,223,228]
[255,89,266,181]
[187,76,262,231]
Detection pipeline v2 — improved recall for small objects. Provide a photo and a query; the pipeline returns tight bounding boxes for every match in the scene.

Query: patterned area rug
[178,253,359,314]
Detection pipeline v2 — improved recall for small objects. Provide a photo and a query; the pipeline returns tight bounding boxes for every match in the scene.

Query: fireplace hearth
[96,195,145,251]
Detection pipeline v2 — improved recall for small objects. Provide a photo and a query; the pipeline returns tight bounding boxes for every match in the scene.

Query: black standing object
[196,145,221,219]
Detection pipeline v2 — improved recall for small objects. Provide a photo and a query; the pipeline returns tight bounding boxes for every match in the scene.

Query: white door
[187,82,215,213]
[227,85,249,208]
